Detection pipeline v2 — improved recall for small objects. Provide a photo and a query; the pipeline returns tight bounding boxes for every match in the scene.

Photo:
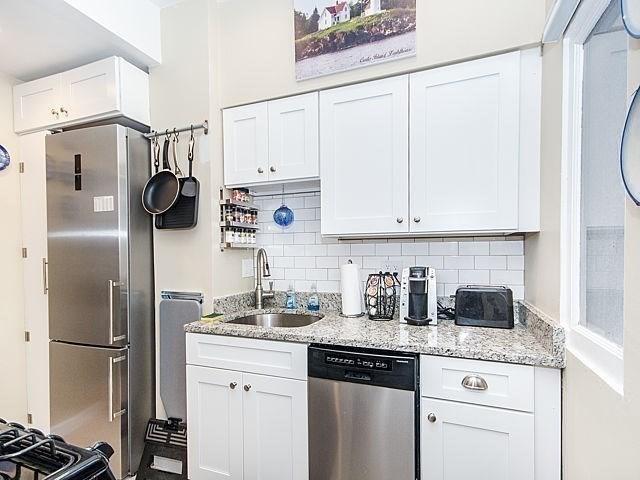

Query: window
[562,0,628,393]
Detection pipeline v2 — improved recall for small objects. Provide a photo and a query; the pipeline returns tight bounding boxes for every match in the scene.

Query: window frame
[560,0,626,394]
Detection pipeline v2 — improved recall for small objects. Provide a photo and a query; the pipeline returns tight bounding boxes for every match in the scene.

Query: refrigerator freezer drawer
[49,341,129,479]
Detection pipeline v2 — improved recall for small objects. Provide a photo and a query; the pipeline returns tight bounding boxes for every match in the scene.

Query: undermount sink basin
[227,313,324,328]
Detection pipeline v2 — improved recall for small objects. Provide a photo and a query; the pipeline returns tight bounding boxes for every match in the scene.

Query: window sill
[566,325,624,396]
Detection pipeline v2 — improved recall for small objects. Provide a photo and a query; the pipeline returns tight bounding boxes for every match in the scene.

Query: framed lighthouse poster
[293,0,417,80]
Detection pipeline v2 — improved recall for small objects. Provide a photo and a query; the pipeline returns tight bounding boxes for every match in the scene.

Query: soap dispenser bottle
[308,283,320,312]
[285,283,298,309]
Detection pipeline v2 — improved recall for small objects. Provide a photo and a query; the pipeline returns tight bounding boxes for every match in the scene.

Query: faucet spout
[255,248,275,309]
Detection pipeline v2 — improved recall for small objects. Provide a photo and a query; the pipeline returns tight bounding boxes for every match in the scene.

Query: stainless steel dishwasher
[308,345,419,480]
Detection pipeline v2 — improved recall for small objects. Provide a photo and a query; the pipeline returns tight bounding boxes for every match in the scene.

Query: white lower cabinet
[186,356,308,480]
[421,398,534,480]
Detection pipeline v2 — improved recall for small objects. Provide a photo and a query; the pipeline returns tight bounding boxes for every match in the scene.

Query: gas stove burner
[0,419,115,479]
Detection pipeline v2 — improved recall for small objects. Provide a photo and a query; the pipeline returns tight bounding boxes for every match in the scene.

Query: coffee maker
[400,266,437,326]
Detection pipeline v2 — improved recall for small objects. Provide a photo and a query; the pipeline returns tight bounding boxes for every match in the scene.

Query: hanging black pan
[142,132,180,215]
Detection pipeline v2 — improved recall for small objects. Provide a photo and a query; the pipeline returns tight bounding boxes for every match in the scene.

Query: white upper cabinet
[320,76,409,235]
[13,57,150,134]
[268,93,319,183]
[223,92,319,187]
[223,102,269,186]
[13,77,61,133]
[410,52,520,233]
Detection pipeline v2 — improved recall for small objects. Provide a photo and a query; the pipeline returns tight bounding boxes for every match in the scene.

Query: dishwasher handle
[345,371,372,382]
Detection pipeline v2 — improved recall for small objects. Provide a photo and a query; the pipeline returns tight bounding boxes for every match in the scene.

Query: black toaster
[455,286,514,329]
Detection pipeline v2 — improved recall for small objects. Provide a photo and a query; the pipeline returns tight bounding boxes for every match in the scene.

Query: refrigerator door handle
[42,258,49,294]
[108,280,126,344]
[108,354,127,422]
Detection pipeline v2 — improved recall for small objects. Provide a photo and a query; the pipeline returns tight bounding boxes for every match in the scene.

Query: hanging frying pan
[142,132,180,215]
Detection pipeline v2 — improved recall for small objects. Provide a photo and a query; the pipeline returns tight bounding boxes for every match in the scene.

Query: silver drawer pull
[461,374,488,391]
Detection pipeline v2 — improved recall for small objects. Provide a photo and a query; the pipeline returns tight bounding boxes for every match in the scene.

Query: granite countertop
[185,297,565,368]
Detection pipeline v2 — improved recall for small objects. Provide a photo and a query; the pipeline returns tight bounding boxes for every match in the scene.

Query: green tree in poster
[308,7,320,33]
[294,10,309,39]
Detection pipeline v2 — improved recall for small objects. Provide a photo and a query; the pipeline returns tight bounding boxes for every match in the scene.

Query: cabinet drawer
[186,333,307,380]
[421,356,534,412]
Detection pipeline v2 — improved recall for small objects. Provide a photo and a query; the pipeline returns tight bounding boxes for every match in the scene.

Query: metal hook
[165,129,170,141]
[190,124,194,141]
[173,128,179,143]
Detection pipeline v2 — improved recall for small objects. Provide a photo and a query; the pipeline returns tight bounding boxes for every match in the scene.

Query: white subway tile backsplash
[475,255,507,270]
[296,208,317,221]
[401,242,429,256]
[459,269,490,284]
[316,256,339,268]
[351,243,376,256]
[295,257,316,269]
[375,243,401,256]
[438,269,459,283]
[507,255,525,270]
[444,256,474,270]
[459,241,490,256]
[285,269,306,280]
[252,193,527,293]
[327,244,351,256]
[429,242,459,256]
[273,233,294,245]
[415,256,444,269]
[305,220,321,232]
[273,256,295,268]
[490,240,523,255]
[293,233,316,244]
[306,269,328,281]
[283,245,306,256]
[305,244,327,257]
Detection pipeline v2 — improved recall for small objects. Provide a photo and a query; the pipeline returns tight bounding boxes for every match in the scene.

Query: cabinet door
[13,76,61,133]
[320,76,409,235]
[268,92,319,182]
[242,373,308,480]
[410,52,520,233]
[422,397,534,480]
[187,366,243,480]
[223,103,269,186]
[60,57,119,123]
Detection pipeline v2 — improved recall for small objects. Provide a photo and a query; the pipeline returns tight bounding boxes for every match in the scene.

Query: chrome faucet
[255,248,274,309]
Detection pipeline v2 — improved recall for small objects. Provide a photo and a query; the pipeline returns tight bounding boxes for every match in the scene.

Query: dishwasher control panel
[308,345,417,391]
[325,353,392,371]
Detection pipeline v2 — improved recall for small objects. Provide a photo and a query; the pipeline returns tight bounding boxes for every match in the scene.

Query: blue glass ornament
[0,145,10,172]
[274,204,294,227]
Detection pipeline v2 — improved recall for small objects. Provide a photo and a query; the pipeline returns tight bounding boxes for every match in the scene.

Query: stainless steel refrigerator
[46,124,154,479]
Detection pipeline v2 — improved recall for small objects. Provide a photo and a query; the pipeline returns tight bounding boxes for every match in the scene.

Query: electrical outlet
[381,261,401,274]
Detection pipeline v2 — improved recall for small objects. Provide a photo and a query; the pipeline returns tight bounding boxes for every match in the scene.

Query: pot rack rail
[143,120,209,139]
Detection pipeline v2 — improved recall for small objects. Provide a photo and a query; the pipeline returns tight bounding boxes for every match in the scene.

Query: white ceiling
[148,0,184,8]
[0,0,160,81]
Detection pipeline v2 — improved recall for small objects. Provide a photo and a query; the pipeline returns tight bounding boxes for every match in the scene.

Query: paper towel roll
[341,262,364,316]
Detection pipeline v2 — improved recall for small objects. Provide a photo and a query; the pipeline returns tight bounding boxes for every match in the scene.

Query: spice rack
[220,189,259,250]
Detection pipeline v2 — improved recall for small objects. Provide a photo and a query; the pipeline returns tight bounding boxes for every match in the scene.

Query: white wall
[214,0,545,107]
[0,72,27,422]
[525,8,640,479]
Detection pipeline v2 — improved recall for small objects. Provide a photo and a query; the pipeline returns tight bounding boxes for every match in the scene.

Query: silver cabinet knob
[396,217,404,224]
[244,384,251,391]
[229,382,237,389]
[270,166,276,173]
[51,108,59,118]
[414,216,421,223]
[257,167,264,174]
[427,413,437,423]
[60,106,68,117]
[461,374,488,391]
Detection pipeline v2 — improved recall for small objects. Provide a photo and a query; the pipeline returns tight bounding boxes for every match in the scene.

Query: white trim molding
[543,0,582,43]
[560,0,625,395]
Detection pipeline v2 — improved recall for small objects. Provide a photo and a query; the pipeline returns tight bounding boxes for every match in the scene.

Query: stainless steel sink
[227,313,323,328]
